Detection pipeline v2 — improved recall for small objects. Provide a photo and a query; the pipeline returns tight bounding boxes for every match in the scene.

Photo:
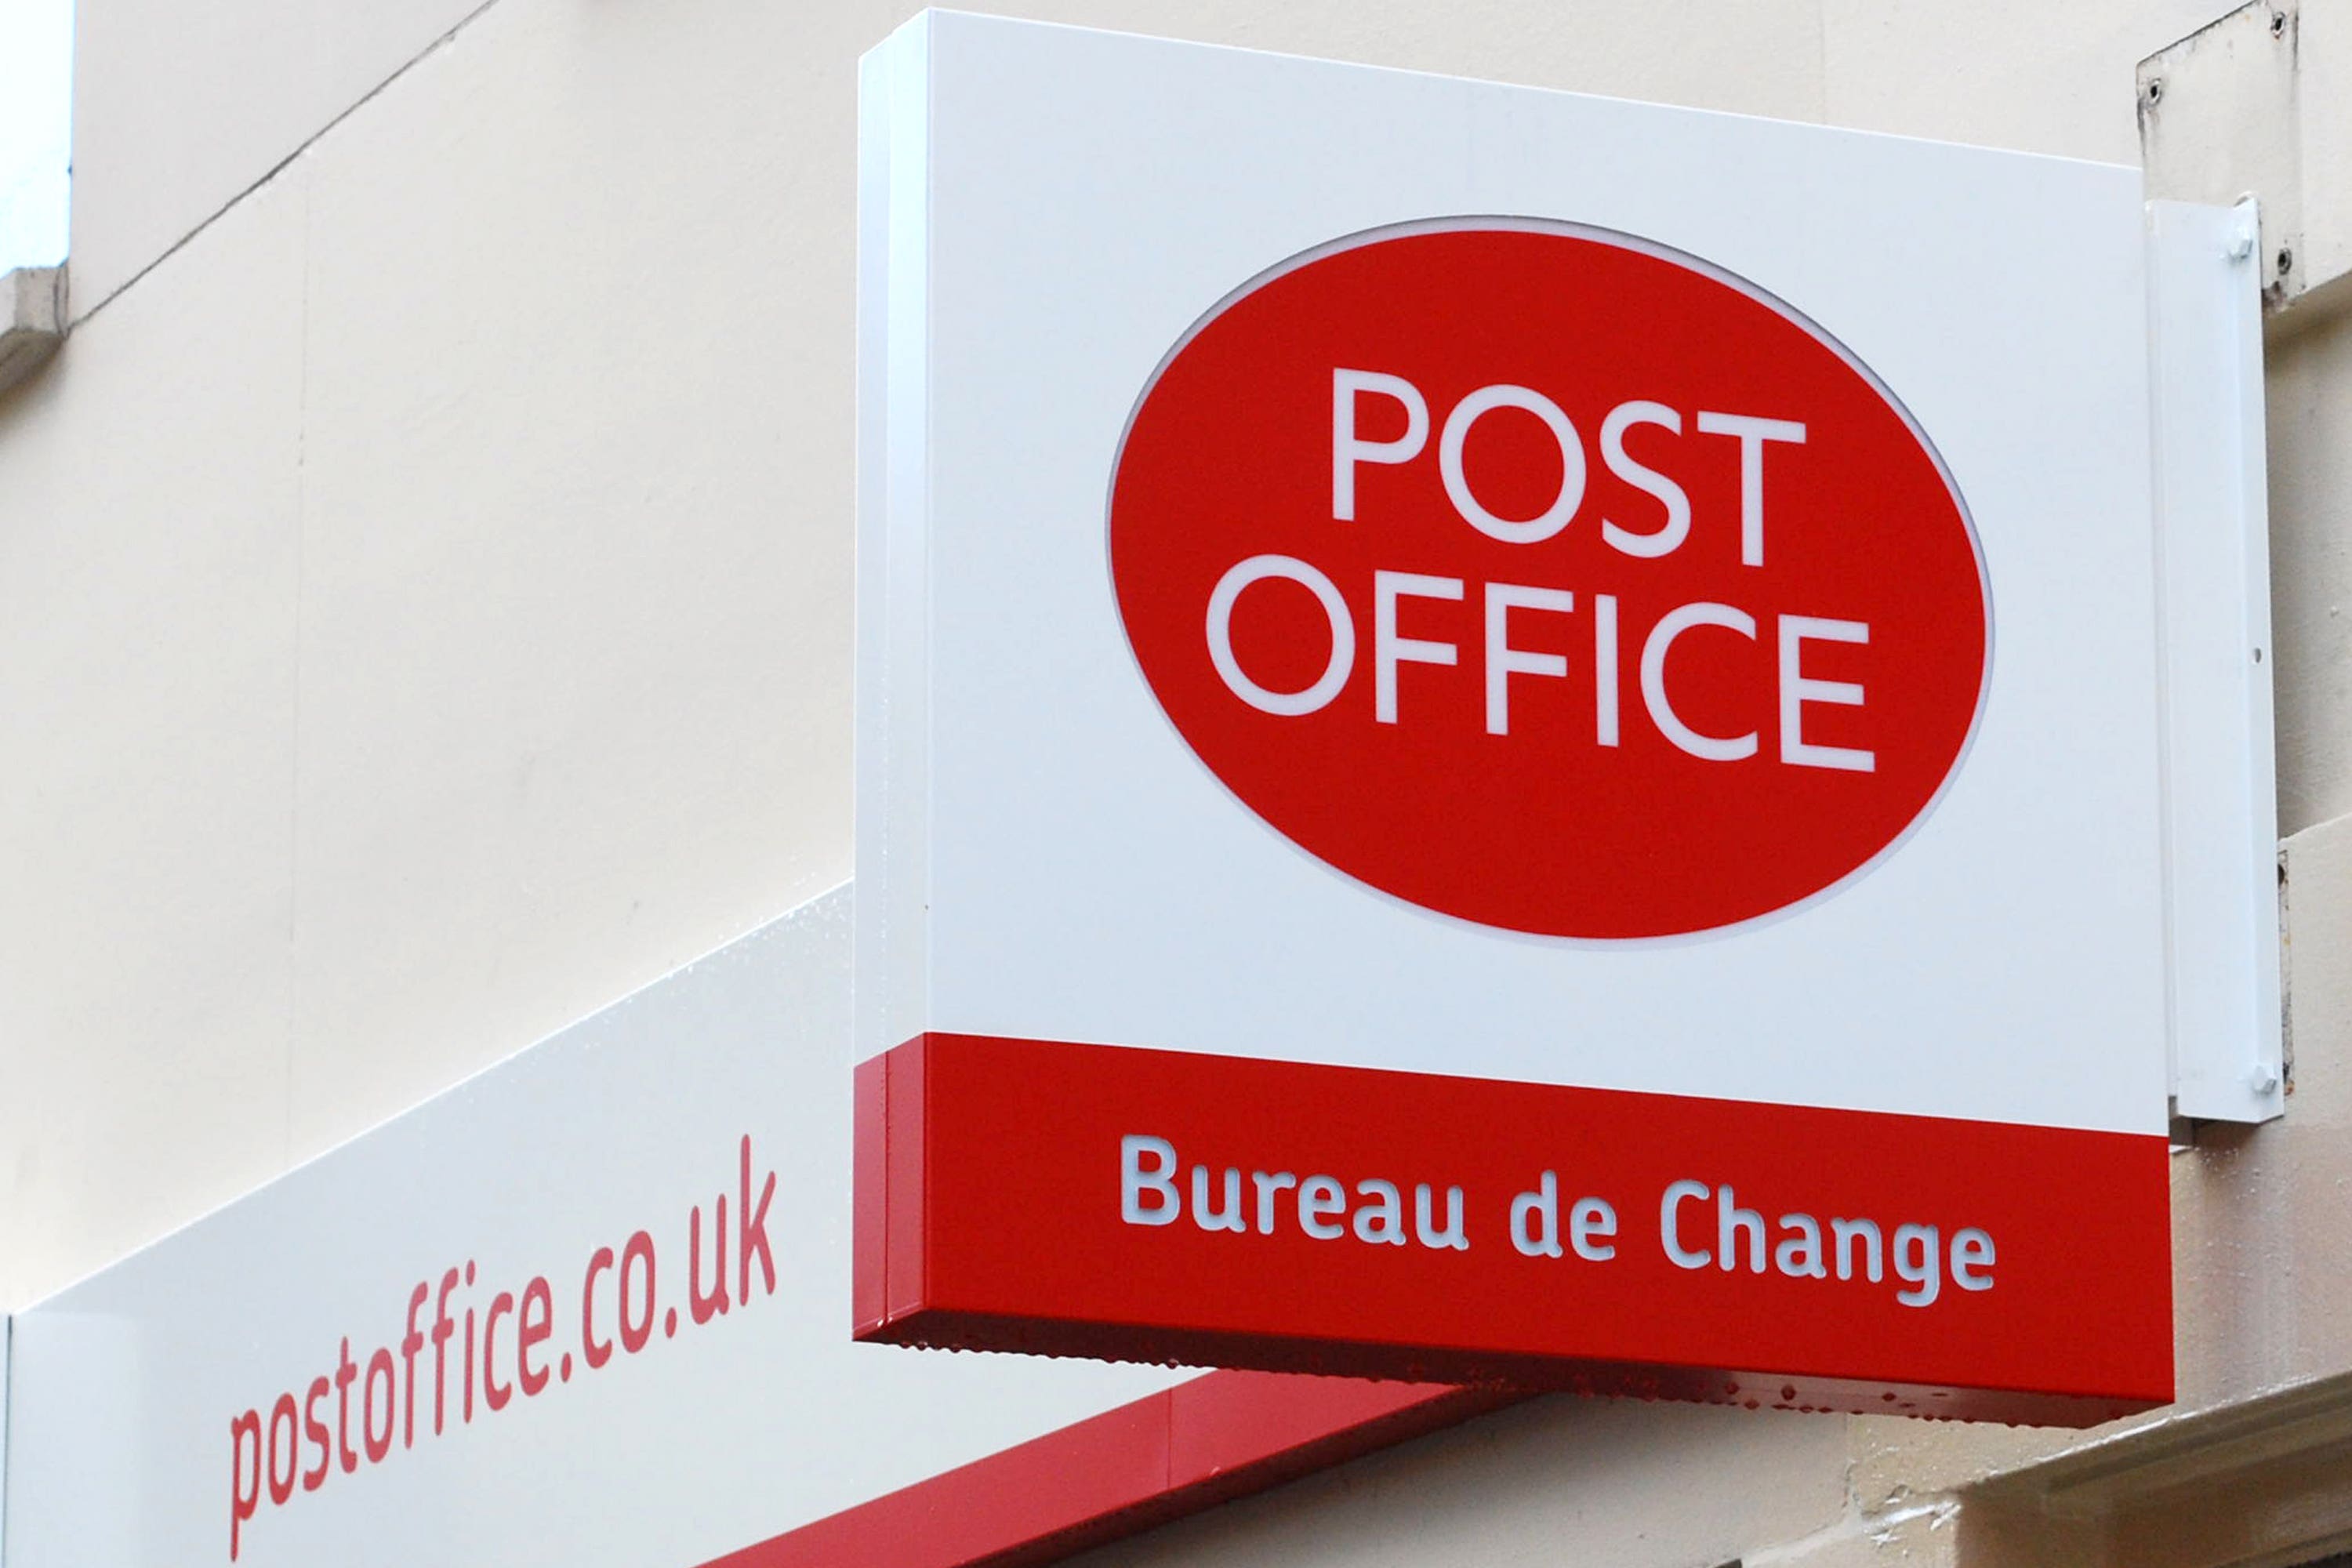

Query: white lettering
[1332,368,1429,521]
[1439,384,1586,544]
[1511,1171,1564,1258]
[1778,615,1875,771]
[1599,401,1690,557]
[1374,570,1463,724]
[1647,1185,1990,1308]
[1205,555,1354,717]
[1569,1196,1617,1261]
[1484,583,1575,736]
[1695,411,1806,566]
[1353,1179,1407,1246]
[1121,1136,1179,1227]
[1718,1185,1767,1275]
[1251,1171,1298,1236]
[1189,1166,1246,1233]
[1661,1179,1712,1269]
[1775,1214,1828,1278]
[1414,1184,1469,1251]
[1832,1217,1883,1283]
[1298,1175,1348,1240]
[1893,1223,1942,1307]
[1595,593,1621,746]
[1641,603,1759,760]
[1952,1227,1996,1291]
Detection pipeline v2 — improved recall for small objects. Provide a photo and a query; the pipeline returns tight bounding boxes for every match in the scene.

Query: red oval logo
[1109,221,1989,940]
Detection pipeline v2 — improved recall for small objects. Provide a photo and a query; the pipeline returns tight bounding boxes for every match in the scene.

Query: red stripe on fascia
[692,1370,1515,1568]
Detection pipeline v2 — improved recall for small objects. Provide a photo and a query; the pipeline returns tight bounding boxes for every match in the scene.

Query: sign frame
[854,9,2201,1425]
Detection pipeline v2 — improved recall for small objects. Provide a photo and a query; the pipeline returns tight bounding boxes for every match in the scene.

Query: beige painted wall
[9,0,2352,1561]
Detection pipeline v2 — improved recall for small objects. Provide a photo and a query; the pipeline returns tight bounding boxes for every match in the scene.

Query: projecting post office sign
[856,13,2174,1425]
[1110,219,1989,938]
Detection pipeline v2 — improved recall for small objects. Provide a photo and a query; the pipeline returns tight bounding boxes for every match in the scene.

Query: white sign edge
[2149,196,2285,1125]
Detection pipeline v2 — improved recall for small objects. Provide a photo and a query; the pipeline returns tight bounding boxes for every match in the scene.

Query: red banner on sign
[855,1034,2171,1428]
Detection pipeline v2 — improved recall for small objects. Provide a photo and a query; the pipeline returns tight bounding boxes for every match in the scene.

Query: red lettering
[739,1134,776,1303]
[484,1291,516,1412]
[463,1258,477,1425]
[229,1410,261,1561]
[430,1268,460,1436]
[361,1348,396,1463]
[400,1281,428,1448]
[225,1137,776,1555]
[582,1246,616,1370]
[300,1377,332,1492]
[518,1277,554,1396]
[689,1196,731,1326]
[332,1337,360,1474]
[266,1394,298,1505]
[619,1230,656,1353]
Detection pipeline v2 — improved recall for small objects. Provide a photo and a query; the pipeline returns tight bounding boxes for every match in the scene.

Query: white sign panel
[854,12,2174,1421]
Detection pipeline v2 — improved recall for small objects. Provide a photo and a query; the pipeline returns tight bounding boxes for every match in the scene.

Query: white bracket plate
[2149,198,2283,1124]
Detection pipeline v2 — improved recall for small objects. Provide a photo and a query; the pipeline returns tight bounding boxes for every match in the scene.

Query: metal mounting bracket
[2141,1,2352,321]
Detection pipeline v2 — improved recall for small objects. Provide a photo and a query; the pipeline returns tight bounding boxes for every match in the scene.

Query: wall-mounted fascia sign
[1,893,1506,1567]
[855,12,2183,1425]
